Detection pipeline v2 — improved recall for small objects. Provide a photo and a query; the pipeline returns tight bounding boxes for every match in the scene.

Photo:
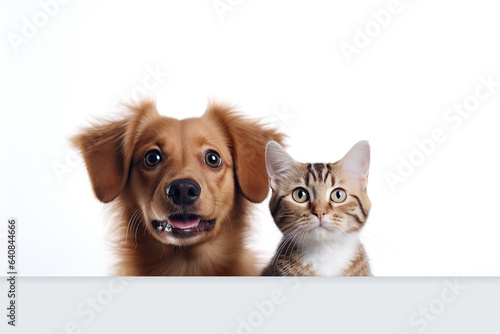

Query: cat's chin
[300,224,351,244]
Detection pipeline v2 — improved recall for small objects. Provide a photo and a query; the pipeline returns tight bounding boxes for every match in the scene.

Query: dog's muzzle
[166,179,201,206]
[152,213,216,239]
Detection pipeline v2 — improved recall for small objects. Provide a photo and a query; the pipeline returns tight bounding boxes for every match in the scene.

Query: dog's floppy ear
[205,103,286,203]
[71,100,158,203]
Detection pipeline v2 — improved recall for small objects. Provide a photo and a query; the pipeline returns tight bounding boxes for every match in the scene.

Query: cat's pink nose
[313,211,326,222]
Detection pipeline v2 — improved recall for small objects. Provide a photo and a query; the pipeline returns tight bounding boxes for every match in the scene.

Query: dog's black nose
[167,179,201,206]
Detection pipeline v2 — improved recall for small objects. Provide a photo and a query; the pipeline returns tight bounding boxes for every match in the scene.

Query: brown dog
[72,100,284,275]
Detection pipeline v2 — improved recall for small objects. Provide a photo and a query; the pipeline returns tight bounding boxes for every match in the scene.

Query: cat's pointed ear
[339,140,370,187]
[265,141,295,179]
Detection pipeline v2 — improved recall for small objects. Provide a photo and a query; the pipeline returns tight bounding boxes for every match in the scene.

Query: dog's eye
[145,150,162,167]
[204,151,222,168]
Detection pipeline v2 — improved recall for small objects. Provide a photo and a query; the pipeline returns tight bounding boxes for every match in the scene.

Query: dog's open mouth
[152,213,216,238]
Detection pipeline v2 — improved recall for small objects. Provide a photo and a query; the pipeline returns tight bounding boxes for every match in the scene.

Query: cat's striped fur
[262,141,372,276]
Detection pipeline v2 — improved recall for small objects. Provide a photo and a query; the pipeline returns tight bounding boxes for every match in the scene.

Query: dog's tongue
[168,215,201,229]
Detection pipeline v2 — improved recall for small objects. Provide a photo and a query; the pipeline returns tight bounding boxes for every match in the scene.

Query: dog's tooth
[166,222,172,232]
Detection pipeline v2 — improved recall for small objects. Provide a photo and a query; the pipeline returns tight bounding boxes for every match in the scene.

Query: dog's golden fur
[72,100,284,275]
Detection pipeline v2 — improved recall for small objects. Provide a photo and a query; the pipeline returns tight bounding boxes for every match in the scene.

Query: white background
[1,0,500,276]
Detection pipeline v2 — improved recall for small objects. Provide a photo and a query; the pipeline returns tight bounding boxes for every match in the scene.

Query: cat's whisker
[272,229,301,275]
[289,229,308,273]
[275,229,299,258]
[360,229,393,251]
[279,221,306,234]
[272,214,297,219]
[283,228,304,268]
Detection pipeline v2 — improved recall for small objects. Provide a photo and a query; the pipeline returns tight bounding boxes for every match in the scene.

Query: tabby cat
[262,141,372,276]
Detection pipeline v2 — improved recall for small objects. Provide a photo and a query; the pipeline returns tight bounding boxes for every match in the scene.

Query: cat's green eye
[292,188,309,203]
[330,188,347,203]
